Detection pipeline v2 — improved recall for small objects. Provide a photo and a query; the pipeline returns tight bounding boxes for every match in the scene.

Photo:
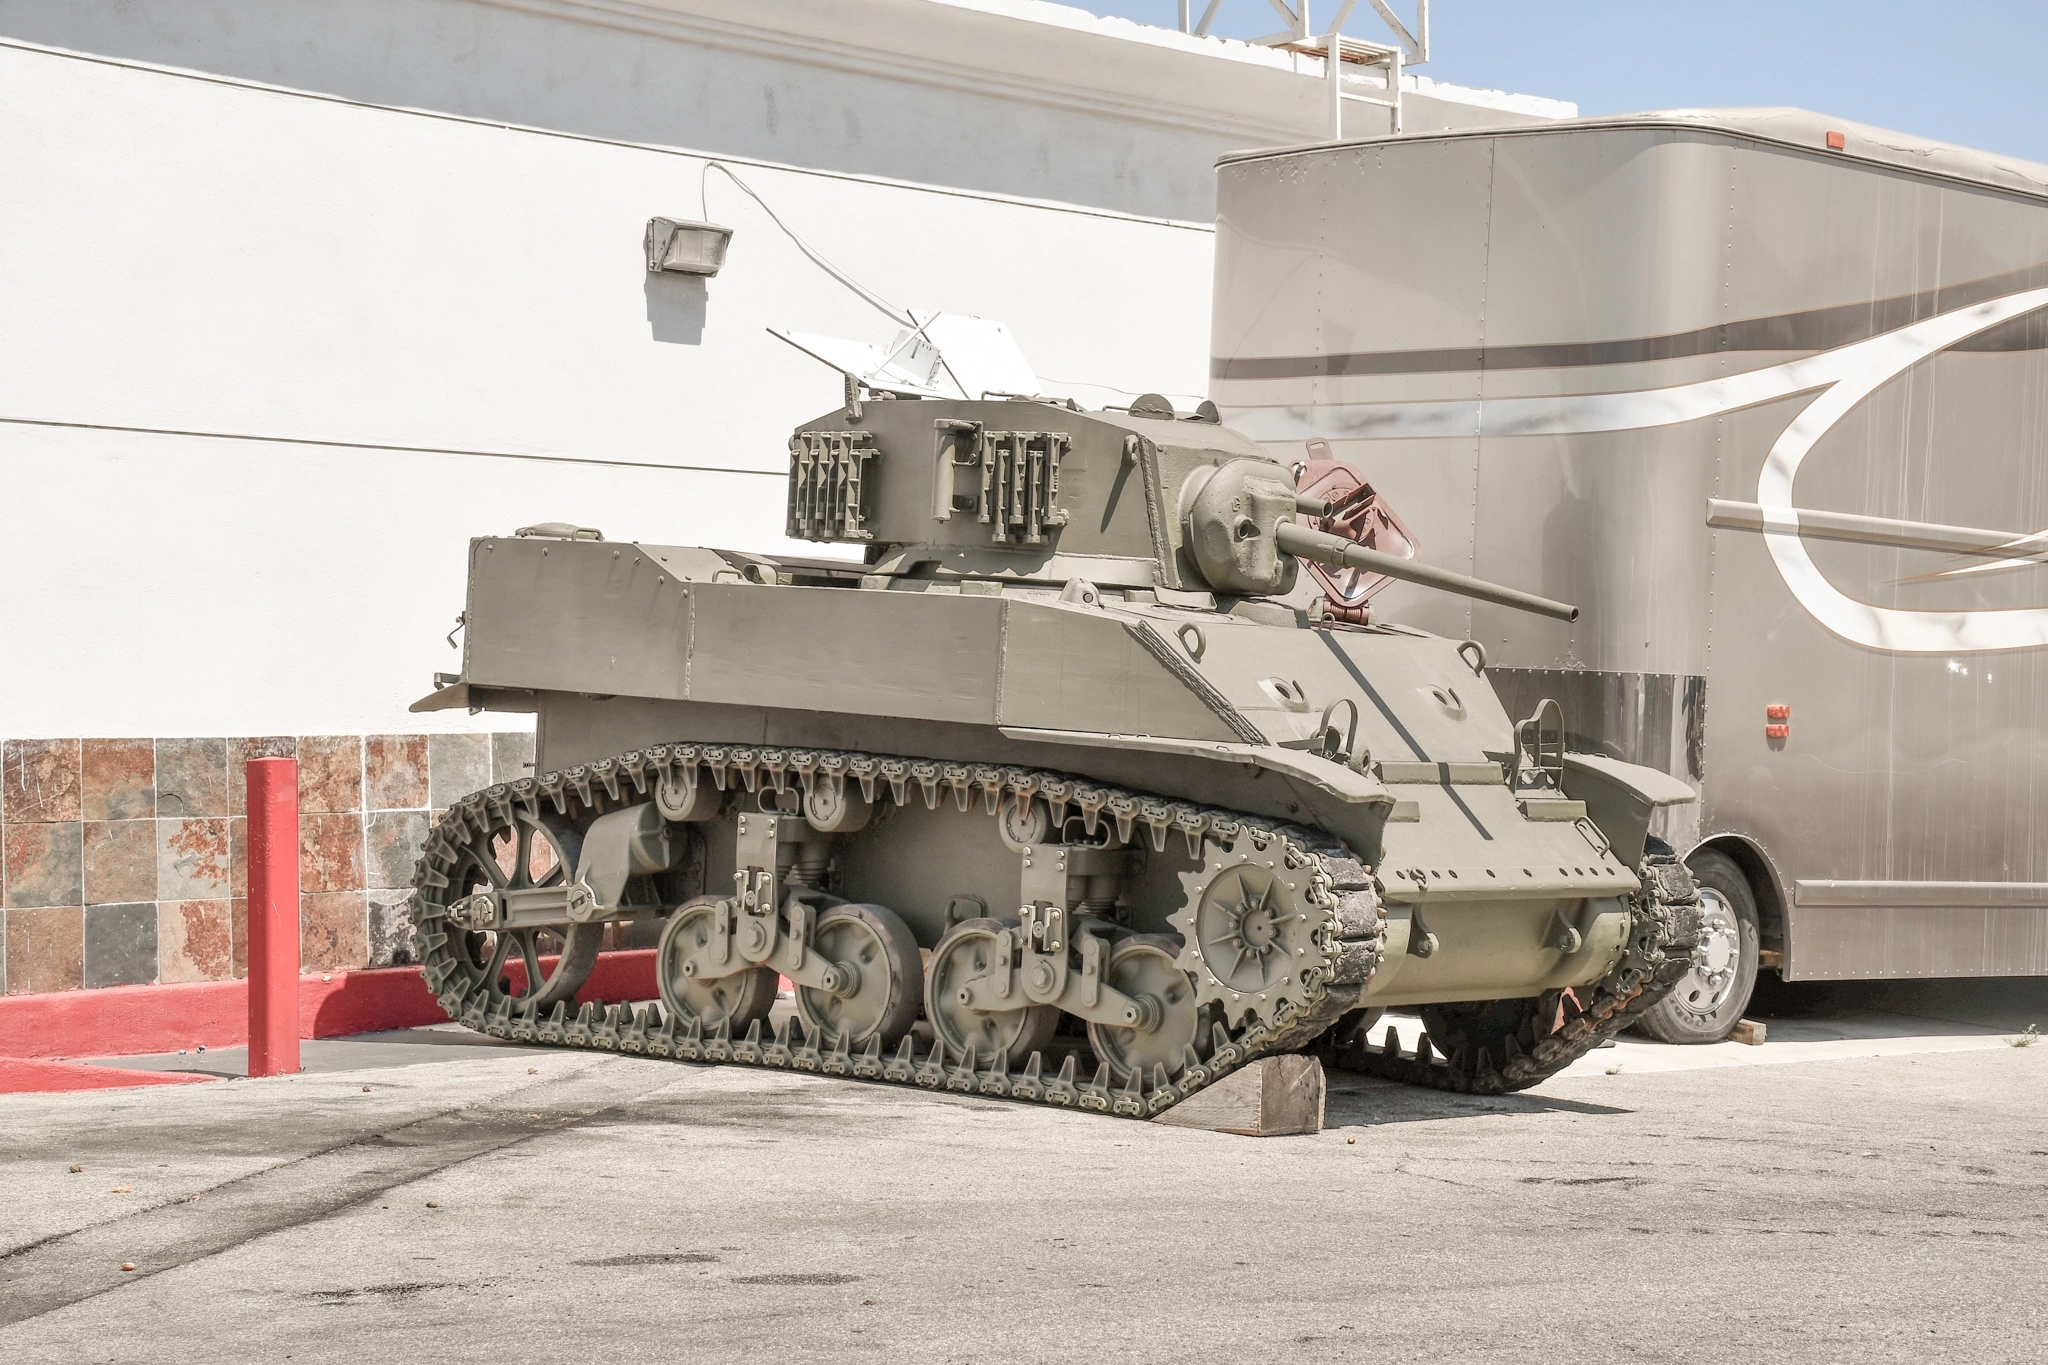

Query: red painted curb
[503,950,658,1016]
[0,1057,218,1094]
[0,950,659,1061]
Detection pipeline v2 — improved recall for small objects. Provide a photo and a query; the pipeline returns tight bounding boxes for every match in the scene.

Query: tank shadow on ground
[1323,1075,1631,1129]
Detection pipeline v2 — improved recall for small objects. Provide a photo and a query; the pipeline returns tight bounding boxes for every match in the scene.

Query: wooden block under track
[1152,1054,1325,1136]
[1729,1018,1767,1046]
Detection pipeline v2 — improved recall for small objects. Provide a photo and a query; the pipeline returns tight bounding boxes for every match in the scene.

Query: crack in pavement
[0,1058,689,1330]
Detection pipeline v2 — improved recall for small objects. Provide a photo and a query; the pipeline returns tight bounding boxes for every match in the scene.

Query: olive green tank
[408,392,1703,1114]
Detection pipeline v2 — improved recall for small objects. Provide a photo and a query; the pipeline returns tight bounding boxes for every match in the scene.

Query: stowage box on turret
[410,393,1703,1114]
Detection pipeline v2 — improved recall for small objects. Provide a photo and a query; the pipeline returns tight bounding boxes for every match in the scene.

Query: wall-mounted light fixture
[644,217,733,276]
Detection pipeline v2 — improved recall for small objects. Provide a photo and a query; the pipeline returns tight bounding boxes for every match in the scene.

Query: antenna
[768,313,1044,402]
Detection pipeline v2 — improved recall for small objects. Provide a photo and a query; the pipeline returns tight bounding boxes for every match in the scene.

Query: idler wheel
[451,813,601,1011]
[925,918,1059,1062]
[1086,933,1202,1085]
[656,895,778,1034]
[793,903,923,1050]
[460,925,603,1012]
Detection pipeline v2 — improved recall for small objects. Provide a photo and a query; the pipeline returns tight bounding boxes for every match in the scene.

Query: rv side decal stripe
[1212,259,2048,380]
[1229,286,2048,655]
[1223,289,2048,444]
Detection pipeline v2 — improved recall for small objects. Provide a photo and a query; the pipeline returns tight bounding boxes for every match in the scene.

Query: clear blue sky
[1077,2,2048,164]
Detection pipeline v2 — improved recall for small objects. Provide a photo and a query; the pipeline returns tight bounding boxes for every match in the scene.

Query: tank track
[410,742,1697,1117]
[411,742,1380,1120]
[1321,853,1705,1094]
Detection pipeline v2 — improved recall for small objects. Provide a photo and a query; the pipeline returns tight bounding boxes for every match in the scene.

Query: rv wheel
[1634,850,1759,1045]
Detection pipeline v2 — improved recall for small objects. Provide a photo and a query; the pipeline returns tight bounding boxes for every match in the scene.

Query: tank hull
[426,533,1667,1010]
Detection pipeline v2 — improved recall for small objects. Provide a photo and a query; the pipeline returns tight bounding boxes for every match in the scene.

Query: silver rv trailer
[1210,108,2048,1042]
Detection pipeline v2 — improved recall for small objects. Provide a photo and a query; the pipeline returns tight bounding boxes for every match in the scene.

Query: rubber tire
[1633,849,1760,1044]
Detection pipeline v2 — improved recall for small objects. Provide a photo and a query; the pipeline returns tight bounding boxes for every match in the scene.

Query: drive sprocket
[1171,825,1340,1030]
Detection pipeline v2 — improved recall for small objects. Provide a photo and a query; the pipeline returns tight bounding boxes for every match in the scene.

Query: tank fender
[1559,753,1696,867]
[407,680,539,714]
[995,726,1394,807]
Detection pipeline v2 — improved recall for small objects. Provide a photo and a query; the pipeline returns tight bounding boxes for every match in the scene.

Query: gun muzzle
[1274,521,1579,623]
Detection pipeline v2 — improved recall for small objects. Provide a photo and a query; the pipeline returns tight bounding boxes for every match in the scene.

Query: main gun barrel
[1274,521,1579,623]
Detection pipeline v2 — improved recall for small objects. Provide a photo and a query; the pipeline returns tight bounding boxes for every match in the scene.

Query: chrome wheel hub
[1672,887,1741,1017]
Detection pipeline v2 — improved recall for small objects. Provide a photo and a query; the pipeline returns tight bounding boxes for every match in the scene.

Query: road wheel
[1086,934,1203,1085]
[1634,849,1759,1044]
[793,902,923,1050]
[657,896,779,1035]
[925,918,1060,1063]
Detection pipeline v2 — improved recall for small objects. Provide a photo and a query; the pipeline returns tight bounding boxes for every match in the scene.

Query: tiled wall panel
[0,732,531,996]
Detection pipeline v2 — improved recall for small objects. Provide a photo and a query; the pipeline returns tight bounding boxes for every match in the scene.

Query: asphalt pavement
[4,979,2044,1364]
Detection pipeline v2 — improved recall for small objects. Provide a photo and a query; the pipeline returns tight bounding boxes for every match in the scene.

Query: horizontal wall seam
[0,415,782,478]
[0,37,1214,235]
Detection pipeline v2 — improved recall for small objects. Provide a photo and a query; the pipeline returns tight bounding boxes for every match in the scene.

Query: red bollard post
[245,757,301,1077]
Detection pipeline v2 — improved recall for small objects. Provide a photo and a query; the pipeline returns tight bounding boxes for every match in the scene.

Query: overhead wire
[699,160,1197,406]
[699,161,915,327]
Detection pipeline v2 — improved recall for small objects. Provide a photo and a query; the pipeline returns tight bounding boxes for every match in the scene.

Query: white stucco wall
[0,0,1571,222]
[0,40,1215,736]
[0,1,1567,741]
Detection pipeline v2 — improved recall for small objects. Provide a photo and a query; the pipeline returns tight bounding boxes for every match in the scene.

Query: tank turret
[787,393,1574,620]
